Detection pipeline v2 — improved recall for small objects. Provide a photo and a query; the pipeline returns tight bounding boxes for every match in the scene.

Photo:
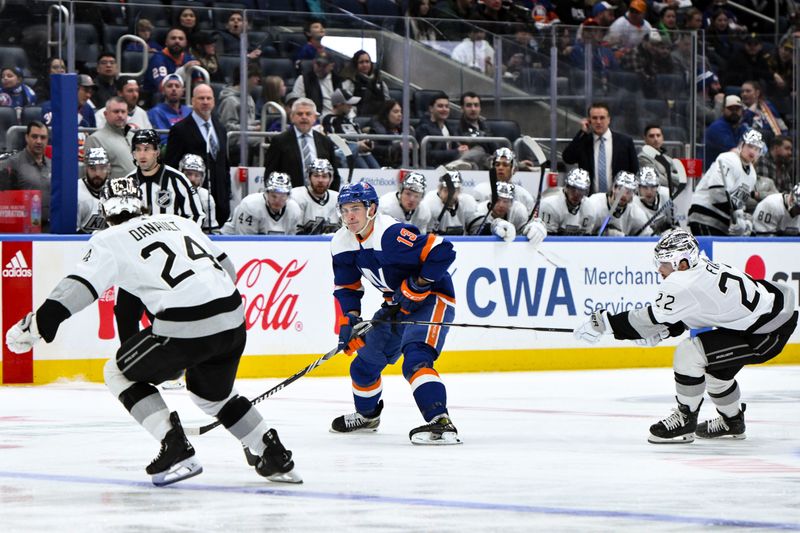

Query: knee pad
[673,337,707,378]
[189,388,238,417]
[350,355,384,386]
[401,342,437,381]
[103,358,133,398]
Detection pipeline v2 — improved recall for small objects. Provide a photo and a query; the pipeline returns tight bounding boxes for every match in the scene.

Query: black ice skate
[648,399,702,444]
[254,429,302,483]
[331,400,383,433]
[409,413,462,445]
[696,404,746,440]
[146,411,203,486]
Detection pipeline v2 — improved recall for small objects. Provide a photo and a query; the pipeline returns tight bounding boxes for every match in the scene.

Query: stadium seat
[0,46,30,76]
[21,107,42,126]
[127,0,171,27]
[486,119,520,143]
[0,107,19,152]
[103,25,130,53]
[259,57,295,80]
[277,32,306,58]
[217,56,240,84]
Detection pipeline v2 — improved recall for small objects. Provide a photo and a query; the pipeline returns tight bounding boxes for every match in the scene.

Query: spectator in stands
[191,32,225,83]
[721,33,771,88]
[41,74,96,129]
[697,70,725,128]
[705,10,738,69]
[447,91,495,171]
[262,75,286,109]
[369,99,414,168]
[503,24,543,82]
[638,124,686,191]
[682,7,704,31]
[143,28,199,102]
[266,91,298,132]
[217,64,262,165]
[415,91,460,168]
[606,0,652,52]
[655,6,679,44]
[451,27,495,75]
[165,83,230,226]
[0,121,50,229]
[620,30,679,98]
[218,11,262,59]
[0,67,36,108]
[95,76,152,130]
[147,74,191,144]
[174,7,200,45]
[671,34,713,79]
[555,0,589,26]
[294,18,326,63]
[756,135,793,193]
[32,57,65,104]
[703,94,747,169]
[470,0,525,34]
[341,50,390,118]
[407,0,440,42]
[570,18,619,91]
[703,0,743,31]
[322,89,380,169]
[125,19,160,54]
[562,102,638,193]
[84,97,136,180]
[592,1,617,27]
[766,37,794,116]
[263,97,342,189]
[740,80,787,139]
[92,53,119,108]
[432,0,476,41]
[292,50,343,117]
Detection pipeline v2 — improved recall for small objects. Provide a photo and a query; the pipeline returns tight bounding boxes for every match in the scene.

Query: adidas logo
[2,250,32,278]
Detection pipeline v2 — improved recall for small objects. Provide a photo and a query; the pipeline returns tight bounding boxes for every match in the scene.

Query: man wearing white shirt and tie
[165,84,231,226]
[562,102,638,194]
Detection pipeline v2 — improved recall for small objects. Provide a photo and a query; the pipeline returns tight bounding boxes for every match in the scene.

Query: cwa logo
[2,250,32,278]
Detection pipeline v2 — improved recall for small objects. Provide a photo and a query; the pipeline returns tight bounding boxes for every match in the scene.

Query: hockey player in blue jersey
[330,181,461,445]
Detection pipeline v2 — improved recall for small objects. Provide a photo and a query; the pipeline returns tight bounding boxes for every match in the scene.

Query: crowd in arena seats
[0,0,797,237]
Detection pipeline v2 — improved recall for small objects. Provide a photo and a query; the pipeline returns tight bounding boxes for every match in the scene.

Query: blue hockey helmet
[338,181,379,209]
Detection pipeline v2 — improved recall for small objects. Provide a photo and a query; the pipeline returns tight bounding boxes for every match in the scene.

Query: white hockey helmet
[492,147,518,173]
[653,228,700,269]
[101,175,144,221]
[741,129,766,153]
[613,171,638,191]
[495,181,515,200]
[265,172,292,194]
[439,170,463,189]
[401,171,426,194]
[564,168,591,191]
[308,158,333,177]
[637,166,660,188]
[85,147,109,167]
[179,153,206,174]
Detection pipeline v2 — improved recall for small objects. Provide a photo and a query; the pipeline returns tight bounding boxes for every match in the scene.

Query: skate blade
[410,431,462,445]
[648,434,695,444]
[267,468,303,484]
[329,426,379,434]
[151,457,203,486]
[160,380,185,390]
[696,433,746,440]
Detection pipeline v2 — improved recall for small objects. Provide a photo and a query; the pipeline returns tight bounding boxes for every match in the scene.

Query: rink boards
[1,235,798,384]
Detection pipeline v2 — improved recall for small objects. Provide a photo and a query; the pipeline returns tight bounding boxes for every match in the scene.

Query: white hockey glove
[491,218,516,242]
[573,310,612,344]
[728,210,752,236]
[523,218,547,249]
[6,312,42,354]
[634,329,670,347]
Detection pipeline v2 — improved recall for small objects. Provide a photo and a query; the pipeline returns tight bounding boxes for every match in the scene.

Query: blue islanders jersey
[331,214,456,314]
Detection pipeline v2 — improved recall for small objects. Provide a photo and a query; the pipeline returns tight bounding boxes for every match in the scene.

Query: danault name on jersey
[127,220,182,241]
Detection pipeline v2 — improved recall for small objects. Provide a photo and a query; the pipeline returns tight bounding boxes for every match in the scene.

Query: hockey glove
[6,312,42,354]
[573,310,612,344]
[373,301,401,322]
[634,329,670,347]
[728,210,752,236]
[338,314,365,355]
[523,218,547,249]
[392,277,431,315]
[491,218,516,242]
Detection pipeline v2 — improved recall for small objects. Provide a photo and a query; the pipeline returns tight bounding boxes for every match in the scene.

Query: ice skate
[409,414,462,445]
[160,379,184,390]
[146,411,203,486]
[696,404,746,440]
[331,400,383,433]
[254,429,302,484]
[648,399,701,444]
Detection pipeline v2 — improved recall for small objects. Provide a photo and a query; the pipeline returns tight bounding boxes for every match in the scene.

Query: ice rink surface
[1,365,799,532]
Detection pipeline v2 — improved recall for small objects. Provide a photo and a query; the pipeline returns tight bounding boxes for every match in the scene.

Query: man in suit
[263,97,341,190]
[562,102,638,193]
[165,83,230,226]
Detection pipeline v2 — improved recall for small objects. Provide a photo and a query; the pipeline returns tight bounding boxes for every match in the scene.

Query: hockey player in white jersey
[587,171,651,236]
[575,229,798,443]
[633,166,673,235]
[222,172,302,235]
[5,174,301,486]
[467,182,547,245]
[688,129,764,236]
[421,170,478,235]
[293,158,340,235]
[378,171,433,233]
[539,168,598,236]
[752,183,800,236]
[473,147,535,215]
[77,147,110,233]
[179,153,218,234]
[128,129,205,225]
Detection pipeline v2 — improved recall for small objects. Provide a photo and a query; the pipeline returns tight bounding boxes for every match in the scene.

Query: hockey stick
[369,318,573,333]
[328,133,355,184]
[474,162,499,235]
[523,136,548,221]
[632,198,674,236]
[185,345,341,436]
[431,166,455,233]
[597,187,622,236]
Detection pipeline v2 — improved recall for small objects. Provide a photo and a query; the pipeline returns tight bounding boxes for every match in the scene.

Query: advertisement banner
[2,241,33,382]
[0,190,42,234]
